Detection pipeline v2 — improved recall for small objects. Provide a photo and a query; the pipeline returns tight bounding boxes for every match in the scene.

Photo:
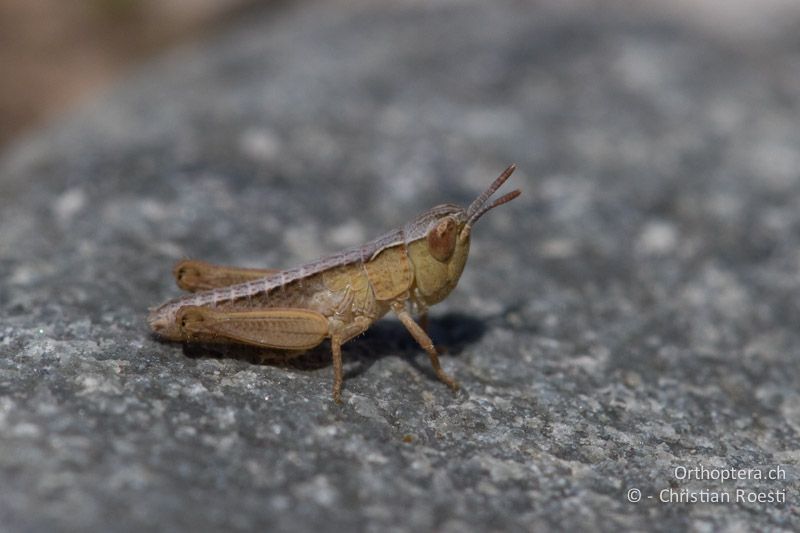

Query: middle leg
[329,316,373,403]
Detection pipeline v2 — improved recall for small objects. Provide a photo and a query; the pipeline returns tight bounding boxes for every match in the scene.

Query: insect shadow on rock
[181,312,486,388]
[353,312,487,382]
[149,165,521,403]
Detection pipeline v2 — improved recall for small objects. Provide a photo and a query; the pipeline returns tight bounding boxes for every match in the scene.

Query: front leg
[418,312,429,334]
[392,303,459,392]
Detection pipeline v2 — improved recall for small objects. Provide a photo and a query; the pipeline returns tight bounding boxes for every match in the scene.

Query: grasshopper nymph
[149,165,521,402]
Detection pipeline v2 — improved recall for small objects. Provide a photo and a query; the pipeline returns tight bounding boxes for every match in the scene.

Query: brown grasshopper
[148,164,520,402]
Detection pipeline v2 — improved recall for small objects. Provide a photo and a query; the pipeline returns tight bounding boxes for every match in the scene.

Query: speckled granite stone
[1,1,799,531]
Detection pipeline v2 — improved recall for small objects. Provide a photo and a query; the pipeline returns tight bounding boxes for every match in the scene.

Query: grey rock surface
[2,1,800,531]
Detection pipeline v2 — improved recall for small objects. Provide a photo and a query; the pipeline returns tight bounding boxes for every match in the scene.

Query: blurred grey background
[3,0,800,149]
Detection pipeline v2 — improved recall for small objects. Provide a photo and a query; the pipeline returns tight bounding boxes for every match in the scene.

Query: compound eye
[427,216,457,262]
